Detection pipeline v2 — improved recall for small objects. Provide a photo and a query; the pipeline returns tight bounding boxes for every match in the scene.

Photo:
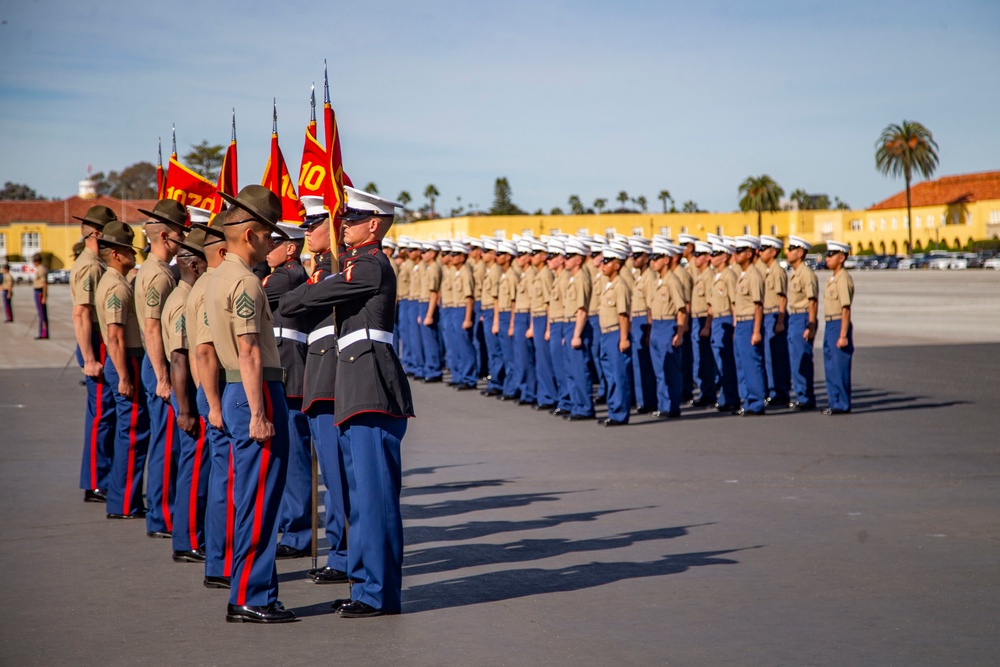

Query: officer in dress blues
[785,236,819,411]
[280,186,415,618]
[822,240,855,415]
[261,220,312,560]
[70,205,118,503]
[208,185,294,623]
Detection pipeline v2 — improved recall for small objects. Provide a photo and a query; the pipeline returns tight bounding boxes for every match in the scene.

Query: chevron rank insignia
[235,291,255,319]
[203,311,209,326]
[83,276,94,292]
[145,285,160,308]
[106,292,122,311]
[175,314,186,333]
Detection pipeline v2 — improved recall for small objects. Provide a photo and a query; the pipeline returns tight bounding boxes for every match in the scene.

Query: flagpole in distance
[324,60,339,267]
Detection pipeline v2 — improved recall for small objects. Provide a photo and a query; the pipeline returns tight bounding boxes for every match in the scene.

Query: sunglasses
[693,252,708,257]
[710,251,725,257]
[825,250,842,257]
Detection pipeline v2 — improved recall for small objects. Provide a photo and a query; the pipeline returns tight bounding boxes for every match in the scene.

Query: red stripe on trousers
[236,383,273,606]
[88,342,107,488]
[224,446,235,577]
[124,357,140,514]
[189,418,206,548]
[163,405,175,532]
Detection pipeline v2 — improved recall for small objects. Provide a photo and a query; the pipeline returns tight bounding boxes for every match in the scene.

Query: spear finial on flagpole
[272,98,278,135]
[231,108,237,142]
[324,59,330,105]
[171,124,177,157]
[310,83,316,123]
[158,137,163,166]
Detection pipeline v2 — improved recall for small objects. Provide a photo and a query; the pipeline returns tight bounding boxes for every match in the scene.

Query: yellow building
[393,170,1000,255]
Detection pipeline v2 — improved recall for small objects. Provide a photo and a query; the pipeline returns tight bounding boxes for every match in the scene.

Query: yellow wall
[1,222,146,269]
[393,200,1000,255]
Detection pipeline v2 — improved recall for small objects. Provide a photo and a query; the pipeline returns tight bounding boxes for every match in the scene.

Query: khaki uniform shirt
[472,258,486,301]
[564,269,592,321]
[455,264,474,304]
[734,265,765,317]
[788,264,819,313]
[530,265,553,316]
[95,267,143,349]
[32,265,47,288]
[0,272,12,295]
[397,258,413,300]
[588,265,606,317]
[206,254,280,372]
[550,269,568,322]
[824,269,854,318]
[419,261,442,302]
[631,268,653,316]
[650,272,686,320]
[134,253,177,345]
[70,246,106,323]
[762,262,788,311]
[481,263,501,309]
[599,274,631,331]
[691,267,712,317]
[685,258,699,286]
[186,268,214,349]
[514,265,534,313]
[440,263,455,308]
[412,261,426,302]
[161,281,192,355]
[672,265,693,305]
[497,266,518,311]
[709,267,738,316]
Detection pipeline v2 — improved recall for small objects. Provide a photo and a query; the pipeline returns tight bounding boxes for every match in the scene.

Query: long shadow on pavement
[402,490,585,521]
[402,478,514,498]
[405,508,647,546]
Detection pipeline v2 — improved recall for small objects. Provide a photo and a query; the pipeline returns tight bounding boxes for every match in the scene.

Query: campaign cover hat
[139,199,191,231]
[176,227,209,259]
[73,204,117,228]
[97,220,141,251]
[220,184,289,239]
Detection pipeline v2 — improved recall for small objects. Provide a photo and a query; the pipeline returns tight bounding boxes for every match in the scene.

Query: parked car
[47,269,70,284]
[983,257,1000,270]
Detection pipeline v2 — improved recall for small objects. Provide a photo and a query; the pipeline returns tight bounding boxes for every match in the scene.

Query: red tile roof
[870,170,1000,210]
[0,195,159,226]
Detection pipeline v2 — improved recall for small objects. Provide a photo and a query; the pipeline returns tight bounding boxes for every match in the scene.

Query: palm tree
[658,189,672,213]
[363,181,379,195]
[567,195,585,215]
[616,190,629,211]
[634,195,648,213]
[424,184,440,216]
[738,175,785,236]
[593,198,607,214]
[875,120,939,256]
[397,191,412,208]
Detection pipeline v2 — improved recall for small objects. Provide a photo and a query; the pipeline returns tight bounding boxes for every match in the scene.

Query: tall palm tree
[363,181,379,195]
[424,184,440,216]
[397,191,412,208]
[593,198,607,214]
[658,189,672,213]
[634,195,648,213]
[616,190,629,211]
[738,175,784,236]
[875,120,939,256]
[567,195,585,215]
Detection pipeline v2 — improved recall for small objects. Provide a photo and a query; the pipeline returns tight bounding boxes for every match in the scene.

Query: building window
[0,232,6,258]
[21,232,41,258]
[850,219,862,232]
[575,228,588,236]
[659,227,671,238]
[869,220,876,231]
[915,217,922,229]
[990,210,1000,224]
[770,225,777,235]
[494,230,506,240]
[743,225,750,235]
[632,227,644,236]
[881,219,887,230]
[680,226,688,234]
[913,216,919,229]
[823,222,834,234]
[550,228,561,235]
[952,212,959,226]
[605,228,616,239]
[967,212,973,226]
[926,214,934,228]
[716,225,723,236]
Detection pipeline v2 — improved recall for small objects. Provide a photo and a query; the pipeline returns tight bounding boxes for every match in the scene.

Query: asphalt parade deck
[1,272,998,666]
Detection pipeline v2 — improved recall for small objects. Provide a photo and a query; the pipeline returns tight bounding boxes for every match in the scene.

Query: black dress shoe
[789,402,816,412]
[307,566,349,584]
[337,600,384,618]
[226,603,297,624]
[330,598,352,611]
[633,406,654,415]
[691,397,716,408]
[480,388,502,396]
[422,376,443,383]
[204,576,231,589]
[517,399,535,406]
[107,512,145,520]
[84,489,107,503]
[681,393,694,403]
[173,549,206,563]
[596,418,626,426]
[822,408,850,415]
[736,408,765,417]
[715,403,736,412]
[147,530,172,538]
[566,413,592,421]
[550,407,567,416]
[497,394,519,402]
[456,384,477,391]
[650,410,681,419]
[594,395,607,405]
[275,544,307,560]
[533,403,555,411]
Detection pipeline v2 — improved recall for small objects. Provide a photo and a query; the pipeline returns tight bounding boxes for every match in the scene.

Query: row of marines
[390,229,855,425]
[69,187,413,623]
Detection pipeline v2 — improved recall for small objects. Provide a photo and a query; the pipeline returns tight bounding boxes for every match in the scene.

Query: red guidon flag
[156,138,167,199]
[217,112,238,200]
[261,127,304,224]
[299,119,327,199]
[164,155,223,214]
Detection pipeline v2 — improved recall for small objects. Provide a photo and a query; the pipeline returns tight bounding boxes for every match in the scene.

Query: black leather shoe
[651,410,681,419]
[107,512,145,520]
[497,394,519,401]
[822,408,850,415]
[173,549,206,563]
[307,566,349,584]
[84,489,107,503]
[337,600,384,618]
[481,388,502,396]
[789,402,816,412]
[594,396,607,405]
[715,403,736,412]
[275,544,307,560]
[736,408,765,417]
[534,403,555,411]
[204,576,231,589]
[517,399,535,406]
[596,418,626,426]
[566,413,592,421]
[422,376,443,383]
[633,406,654,415]
[550,407,567,416]
[330,598,352,611]
[147,530,172,538]
[456,384,477,391]
[691,397,715,408]
[681,393,694,403]
[226,603,297,623]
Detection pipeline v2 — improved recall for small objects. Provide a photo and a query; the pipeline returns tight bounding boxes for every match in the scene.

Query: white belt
[307,325,338,345]
[338,328,394,352]
[273,327,307,344]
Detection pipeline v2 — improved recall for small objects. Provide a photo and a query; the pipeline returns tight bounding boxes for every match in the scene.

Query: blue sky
[1,0,998,213]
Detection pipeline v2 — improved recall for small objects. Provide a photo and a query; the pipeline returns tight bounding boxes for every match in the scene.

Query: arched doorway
[891,240,898,255]
[878,241,886,254]
[914,240,923,252]
[954,237,961,251]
